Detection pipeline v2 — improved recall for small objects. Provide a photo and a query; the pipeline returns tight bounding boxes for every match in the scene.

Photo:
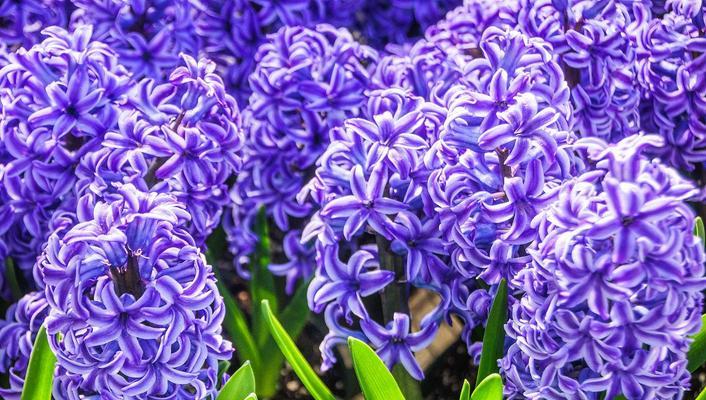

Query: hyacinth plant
[3,0,706,400]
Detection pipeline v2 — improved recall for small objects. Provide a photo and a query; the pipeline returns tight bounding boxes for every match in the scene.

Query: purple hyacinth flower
[0,25,129,275]
[389,213,446,281]
[120,30,180,79]
[308,244,394,320]
[269,230,316,294]
[484,159,555,243]
[27,66,109,140]
[321,165,407,240]
[478,94,560,166]
[360,313,438,380]
[156,125,217,186]
[503,135,705,400]
[585,178,676,264]
[345,108,427,170]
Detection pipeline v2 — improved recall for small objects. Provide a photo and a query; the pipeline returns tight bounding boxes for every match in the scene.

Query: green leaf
[688,314,706,372]
[348,337,404,400]
[218,360,231,379]
[256,279,311,397]
[470,373,503,400]
[392,365,423,400]
[261,300,335,400]
[5,257,22,301]
[244,394,258,400]
[218,361,256,400]
[695,217,705,246]
[476,279,508,386]
[251,208,278,348]
[279,279,311,339]
[211,260,261,370]
[21,325,56,400]
[459,379,471,400]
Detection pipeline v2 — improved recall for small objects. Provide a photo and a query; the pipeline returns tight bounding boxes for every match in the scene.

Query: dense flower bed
[1,0,705,399]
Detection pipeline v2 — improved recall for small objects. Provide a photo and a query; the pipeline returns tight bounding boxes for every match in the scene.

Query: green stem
[392,365,424,400]
[375,235,423,400]
[375,235,408,318]
[5,258,22,301]
[251,207,278,347]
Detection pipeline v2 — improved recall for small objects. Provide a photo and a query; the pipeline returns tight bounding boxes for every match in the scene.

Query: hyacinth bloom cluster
[508,0,640,142]
[0,0,468,100]
[38,185,232,398]
[193,0,350,102]
[0,20,241,399]
[0,25,130,274]
[0,291,49,399]
[503,0,706,170]
[302,88,445,380]
[631,5,706,170]
[194,0,462,101]
[426,26,579,347]
[71,0,200,80]
[502,135,706,399]
[79,53,244,244]
[227,24,377,291]
[299,7,586,378]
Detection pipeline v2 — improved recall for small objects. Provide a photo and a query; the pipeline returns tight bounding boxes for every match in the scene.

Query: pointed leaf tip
[471,373,503,400]
[217,361,256,400]
[476,279,508,386]
[348,337,404,400]
[21,325,56,400]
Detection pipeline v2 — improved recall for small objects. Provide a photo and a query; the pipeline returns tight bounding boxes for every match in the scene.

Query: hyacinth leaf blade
[215,278,260,365]
[460,379,471,400]
[218,360,257,400]
[687,314,706,372]
[20,325,56,400]
[695,217,705,247]
[209,251,261,371]
[348,337,405,400]
[278,279,311,339]
[476,279,508,386]
[392,365,423,400]
[261,300,336,400]
[251,207,278,348]
[256,280,311,396]
[470,374,503,400]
